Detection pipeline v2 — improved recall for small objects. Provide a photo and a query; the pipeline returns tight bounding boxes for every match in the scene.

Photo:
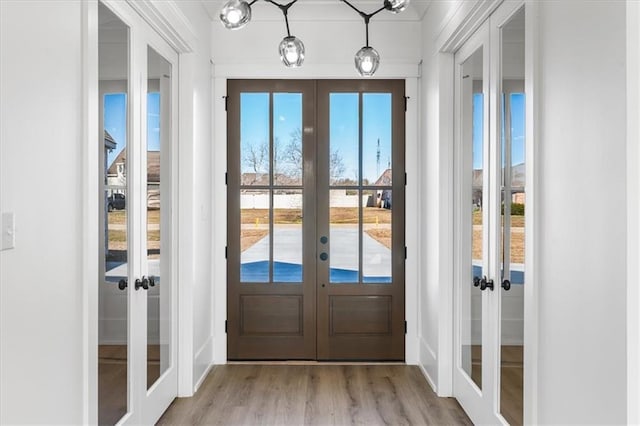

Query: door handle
[118,279,127,291]
[147,275,156,287]
[319,252,328,261]
[501,279,511,291]
[135,277,149,291]
[320,236,328,244]
[473,276,494,291]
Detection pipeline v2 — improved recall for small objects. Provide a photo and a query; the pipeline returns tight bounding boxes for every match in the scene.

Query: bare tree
[286,127,346,183]
[243,142,268,184]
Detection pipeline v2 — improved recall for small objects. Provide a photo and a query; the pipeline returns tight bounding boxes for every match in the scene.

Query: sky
[240,92,393,184]
[473,92,525,170]
[104,92,161,168]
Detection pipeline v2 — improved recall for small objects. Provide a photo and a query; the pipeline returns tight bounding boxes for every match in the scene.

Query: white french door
[98,1,178,425]
[453,1,527,424]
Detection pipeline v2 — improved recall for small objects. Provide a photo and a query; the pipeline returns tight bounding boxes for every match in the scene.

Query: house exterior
[1,1,639,424]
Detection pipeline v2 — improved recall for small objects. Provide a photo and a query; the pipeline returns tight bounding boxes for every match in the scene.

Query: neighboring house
[107,148,161,209]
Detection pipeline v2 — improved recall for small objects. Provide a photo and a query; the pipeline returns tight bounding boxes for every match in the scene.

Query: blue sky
[240,92,392,184]
[104,92,161,168]
[473,92,525,170]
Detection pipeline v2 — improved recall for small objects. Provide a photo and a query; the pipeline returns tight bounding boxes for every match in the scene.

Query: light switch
[1,212,15,251]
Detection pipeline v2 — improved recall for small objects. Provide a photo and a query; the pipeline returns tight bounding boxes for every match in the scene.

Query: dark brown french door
[227,79,405,360]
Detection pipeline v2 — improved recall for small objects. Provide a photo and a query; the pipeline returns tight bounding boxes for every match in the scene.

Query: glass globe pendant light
[355,46,380,77]
[383,0,410,14]
[354,15,379,77]
[219,0,254,30]
[279,35,305,67]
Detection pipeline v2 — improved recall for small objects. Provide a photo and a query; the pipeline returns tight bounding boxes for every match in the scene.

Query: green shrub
[502,202,525,216]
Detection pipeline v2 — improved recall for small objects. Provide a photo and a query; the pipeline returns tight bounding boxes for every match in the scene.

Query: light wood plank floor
[157,364,472,425]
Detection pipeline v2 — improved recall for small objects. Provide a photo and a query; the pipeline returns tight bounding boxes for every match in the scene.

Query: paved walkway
[242,226,391,278]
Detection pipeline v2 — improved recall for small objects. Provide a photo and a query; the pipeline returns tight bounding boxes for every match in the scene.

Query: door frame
[436,0,539,423]
[213,76,420,365]
[83,0,196,423]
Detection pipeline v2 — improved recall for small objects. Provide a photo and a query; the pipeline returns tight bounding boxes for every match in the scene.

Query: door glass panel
[460,46,484,390]
[500,7,525,425]
[241,189,271,282]
[330,189,359,283]
[241,93,270,186]
[146,46,171,390]
[273,93,303,186]
[329,93,358,185]
[363,94,392,185]
[99,3,129,424]
[362,189,392,283]
[273,189,303,282]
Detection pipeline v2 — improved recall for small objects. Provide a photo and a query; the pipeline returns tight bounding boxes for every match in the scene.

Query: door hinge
[225,246,228,259]
[225,320,228,333]
[225,172,228,185]
[405,247,407,259]
[404,96,410,112]
[404,321,407,334]
[223,95,228,111]
[405,172,407,186]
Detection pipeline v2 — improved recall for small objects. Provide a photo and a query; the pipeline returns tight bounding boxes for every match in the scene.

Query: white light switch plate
[1,212,15,251]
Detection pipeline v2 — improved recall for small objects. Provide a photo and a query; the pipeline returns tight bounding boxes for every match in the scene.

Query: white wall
[0,1,85,423]
[420,0,628,422]
[627,1,640,422]
[172,1,215,393]
[536,2,626,423]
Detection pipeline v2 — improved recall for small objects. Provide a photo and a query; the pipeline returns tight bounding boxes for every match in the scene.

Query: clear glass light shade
[385,0,410,13]
[279,36,305,68]
[219,0,252,30]
[354,46,380,77]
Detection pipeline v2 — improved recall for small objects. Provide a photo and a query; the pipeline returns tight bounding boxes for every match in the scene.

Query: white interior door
[454,1,526,424]
[98,1,178,424]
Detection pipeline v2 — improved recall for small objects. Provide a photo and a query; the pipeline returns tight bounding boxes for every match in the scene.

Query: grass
[365,229,392,249]
[108,209,160,225]
[473,210,524,227]
[240,207,392,225]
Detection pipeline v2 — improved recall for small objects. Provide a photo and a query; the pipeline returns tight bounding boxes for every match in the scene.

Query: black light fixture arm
[339,0,386,47]
[264,0,299,37]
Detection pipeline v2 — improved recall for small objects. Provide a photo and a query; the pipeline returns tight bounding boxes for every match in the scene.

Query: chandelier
[219,0,411,76]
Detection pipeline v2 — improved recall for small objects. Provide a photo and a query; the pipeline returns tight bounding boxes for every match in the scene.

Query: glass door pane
[499,7,525,425]
[460,46,485,390]
[98,3,129,424]
[145,46,172,390]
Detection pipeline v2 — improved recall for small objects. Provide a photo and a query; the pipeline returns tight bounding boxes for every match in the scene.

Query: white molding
[405,77,420,366]
[82,1,100,424]
[627,0,640,423]
[523,1,539,424]
[126,0,197,54]
[212,63,421,79]
[437,0,503,54]
[193,336,214,392]
[419,337,439,392]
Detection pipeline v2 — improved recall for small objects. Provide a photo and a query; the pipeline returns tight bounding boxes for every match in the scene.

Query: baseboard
[193,335,214,393]
[419,336,438,393]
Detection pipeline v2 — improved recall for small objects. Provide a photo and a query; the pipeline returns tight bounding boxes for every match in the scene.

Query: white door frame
[82,0,196,423]
[436,0,539,423]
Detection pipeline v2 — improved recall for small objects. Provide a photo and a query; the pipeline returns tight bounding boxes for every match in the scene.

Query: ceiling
[200,0,432,22]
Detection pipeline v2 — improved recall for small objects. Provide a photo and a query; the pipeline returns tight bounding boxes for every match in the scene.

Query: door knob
[118,279,127,291]
[480,277,494,291]
[319,252,328,261]
[146,275,156,287]
[473,276,481,287]
[320,236,328,244]
[135,277,149,291]
[501,279,511,291]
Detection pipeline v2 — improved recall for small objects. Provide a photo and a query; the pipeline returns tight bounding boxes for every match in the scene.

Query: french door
[226,79,405,360]
[453,2,526,425]
[98,1,178,424]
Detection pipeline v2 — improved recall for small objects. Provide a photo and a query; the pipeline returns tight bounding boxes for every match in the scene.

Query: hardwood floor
[157,364,471,426]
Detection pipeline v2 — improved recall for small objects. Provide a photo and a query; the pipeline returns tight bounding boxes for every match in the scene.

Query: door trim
[84,0,196,422]
[213,77,420,365]
[436,0,539,423]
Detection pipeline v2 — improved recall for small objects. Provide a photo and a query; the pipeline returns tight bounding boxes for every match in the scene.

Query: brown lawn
[472,227,524,264]
[365,228,392,249]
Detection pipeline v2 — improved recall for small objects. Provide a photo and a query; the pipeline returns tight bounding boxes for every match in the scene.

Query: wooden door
[227,79,405,361]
